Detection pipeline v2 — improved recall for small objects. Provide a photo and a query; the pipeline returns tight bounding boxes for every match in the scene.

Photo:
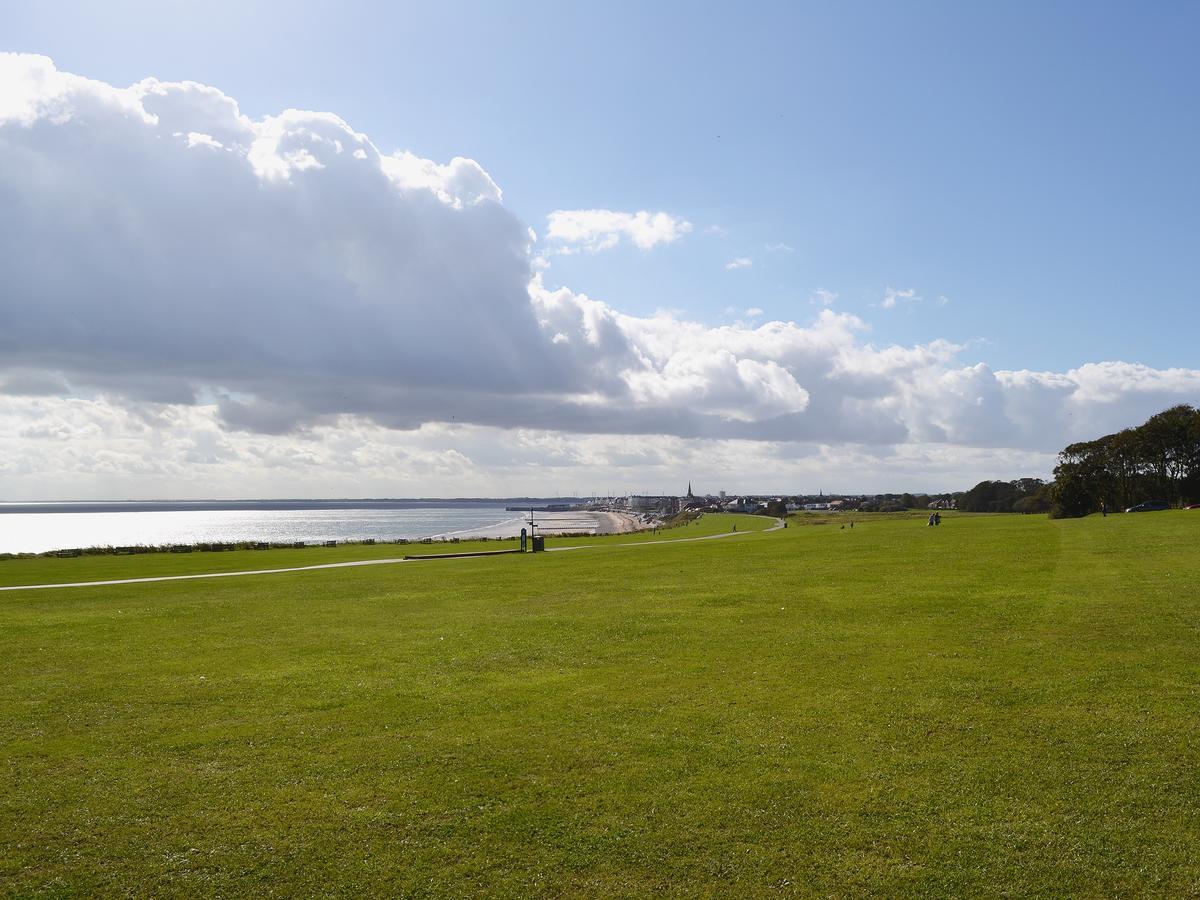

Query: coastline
[0,505,515,556]
[436,510,646,540]
[0,505,651,555]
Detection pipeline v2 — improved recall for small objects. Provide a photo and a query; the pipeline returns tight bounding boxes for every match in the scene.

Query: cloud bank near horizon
[2,52,1198,496]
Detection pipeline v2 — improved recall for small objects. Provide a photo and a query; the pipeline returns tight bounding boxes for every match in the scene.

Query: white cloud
[0,394,1064,499]
[0,52,555,435]
[882,286,918,309]
[743,307,765,318]
[811,289,838,307]
[766,242,794,253]
[381,150,502,207]
[0,50,815,441]
[544,209,691,252]
[725,257,753,270]
[3,54,1200,498]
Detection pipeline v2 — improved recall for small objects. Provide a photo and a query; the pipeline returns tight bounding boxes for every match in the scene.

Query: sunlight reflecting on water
[0,506,515,554]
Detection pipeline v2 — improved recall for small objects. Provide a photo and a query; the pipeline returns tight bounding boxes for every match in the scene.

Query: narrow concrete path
[0,518,785,593]
[0,556,417,592]
[550,516,784,552]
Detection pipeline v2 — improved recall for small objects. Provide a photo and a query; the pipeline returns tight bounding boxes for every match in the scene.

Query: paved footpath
[0,519,784,593]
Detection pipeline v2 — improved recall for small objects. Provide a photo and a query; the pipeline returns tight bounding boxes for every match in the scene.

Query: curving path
[550,516,784,551]
[0,518,785,593]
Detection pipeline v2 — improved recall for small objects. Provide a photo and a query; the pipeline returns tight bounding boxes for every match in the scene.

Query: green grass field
[2,511,1198,895]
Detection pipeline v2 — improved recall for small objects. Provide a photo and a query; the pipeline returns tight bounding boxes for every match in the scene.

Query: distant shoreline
[0,504,539,555]
[0,498,589,515]
[434,511,646,540]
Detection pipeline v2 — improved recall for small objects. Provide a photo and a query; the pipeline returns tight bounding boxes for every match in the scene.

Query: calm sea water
[0,503,527,554]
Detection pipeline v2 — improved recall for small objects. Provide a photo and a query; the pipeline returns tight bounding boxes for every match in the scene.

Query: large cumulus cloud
[1,53,1198,458]
[0,54,563,427]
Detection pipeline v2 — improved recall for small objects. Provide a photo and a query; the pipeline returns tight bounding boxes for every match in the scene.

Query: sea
[0,500,574,555]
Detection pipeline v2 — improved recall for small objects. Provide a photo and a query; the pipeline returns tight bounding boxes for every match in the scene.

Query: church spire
[687,481,694,498]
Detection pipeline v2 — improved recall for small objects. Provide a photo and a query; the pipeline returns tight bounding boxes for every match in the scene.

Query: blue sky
[9,1,1197,370]
[1,2,1198,497]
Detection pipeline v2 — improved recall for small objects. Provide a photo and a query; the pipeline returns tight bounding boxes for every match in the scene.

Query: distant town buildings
[594,487,959,518]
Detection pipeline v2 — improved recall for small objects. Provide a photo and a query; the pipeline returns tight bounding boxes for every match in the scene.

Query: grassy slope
[0,513,772,588]
[1,512,1198,896]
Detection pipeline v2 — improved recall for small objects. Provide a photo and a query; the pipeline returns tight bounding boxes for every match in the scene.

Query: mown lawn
[2,512,1198,896]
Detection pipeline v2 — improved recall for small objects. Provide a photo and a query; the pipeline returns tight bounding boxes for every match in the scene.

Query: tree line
[1049,405,1200,518]
[957,478,1052,514]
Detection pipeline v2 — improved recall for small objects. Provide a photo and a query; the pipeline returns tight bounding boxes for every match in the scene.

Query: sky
[1,1,1198,499]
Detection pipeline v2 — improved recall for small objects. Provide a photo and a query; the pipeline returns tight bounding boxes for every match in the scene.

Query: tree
[1050,440,1106,518]
[959,479,1046,513]
[1049,405,1200,517]
[1143,406,1200,503]
[763,499,787,518]
[1013,483,1053,513]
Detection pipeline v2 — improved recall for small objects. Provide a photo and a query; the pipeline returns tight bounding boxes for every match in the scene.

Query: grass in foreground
[2,512,1198,895]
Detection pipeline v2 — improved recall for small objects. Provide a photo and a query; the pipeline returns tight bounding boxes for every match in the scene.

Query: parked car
[1125,501,1171,512]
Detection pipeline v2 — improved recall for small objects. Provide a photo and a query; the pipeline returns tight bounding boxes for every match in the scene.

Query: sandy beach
[435,510,645,540]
